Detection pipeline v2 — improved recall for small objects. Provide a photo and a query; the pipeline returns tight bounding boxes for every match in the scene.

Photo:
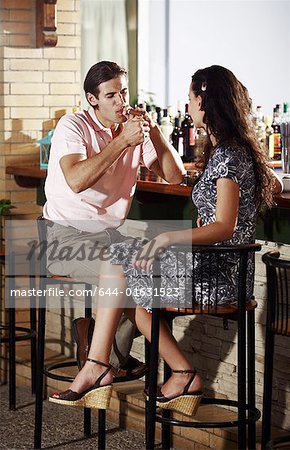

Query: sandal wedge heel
[49,358,112,409]
[146,368,203,416]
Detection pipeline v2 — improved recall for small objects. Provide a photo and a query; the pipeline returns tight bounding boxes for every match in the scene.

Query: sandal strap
[172,369,196,374]
[87,358,112,388]
[87,358,111,369]
[172,369,197,395]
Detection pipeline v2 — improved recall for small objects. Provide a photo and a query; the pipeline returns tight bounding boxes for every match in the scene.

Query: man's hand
[121,116,150,147]
[132,104,156,129]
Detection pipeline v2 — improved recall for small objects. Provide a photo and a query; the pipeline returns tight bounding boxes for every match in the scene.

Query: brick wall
[0,0,81,204]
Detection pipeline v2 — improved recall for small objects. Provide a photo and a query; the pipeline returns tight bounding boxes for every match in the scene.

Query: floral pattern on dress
[110,145,257,310]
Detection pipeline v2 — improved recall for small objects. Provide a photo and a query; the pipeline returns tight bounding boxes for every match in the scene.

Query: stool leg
[8,306,16,410]
[29,253,37,394]
[261,328,275,449]
[83,291,92,437]
[8,253,16,410]
[98,410,106,450]
[237,299,247,449]
[30,306,37,394]
[162,317,172,450]
[146,307,160,450]
[247,309,256,449]
[34,304,46,449]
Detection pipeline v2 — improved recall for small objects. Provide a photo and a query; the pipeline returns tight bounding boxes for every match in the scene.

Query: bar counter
[5,164,290,205]
[6,164,290,244]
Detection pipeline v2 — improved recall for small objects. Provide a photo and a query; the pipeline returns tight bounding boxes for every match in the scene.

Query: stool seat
[163,298,257,315]
[50,275,78,282]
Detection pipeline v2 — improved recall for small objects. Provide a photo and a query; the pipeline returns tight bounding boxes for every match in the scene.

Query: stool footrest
[154,397,261,429]
[0,324,36,343]
[44,360,77,382]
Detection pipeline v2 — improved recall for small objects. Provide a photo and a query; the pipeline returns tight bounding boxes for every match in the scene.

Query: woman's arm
[134,178,240,272]
[269,168,283,194]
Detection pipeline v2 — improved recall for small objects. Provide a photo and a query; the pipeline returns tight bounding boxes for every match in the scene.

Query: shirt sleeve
[50,114,87,159]
[140,137,158,169]
[210,146,249,186]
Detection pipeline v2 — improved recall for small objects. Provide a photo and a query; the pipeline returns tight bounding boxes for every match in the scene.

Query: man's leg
[45,222,142,372]
[110,313,136,368]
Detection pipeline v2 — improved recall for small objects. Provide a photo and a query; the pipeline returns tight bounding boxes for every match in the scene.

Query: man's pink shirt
[43,107,157,232]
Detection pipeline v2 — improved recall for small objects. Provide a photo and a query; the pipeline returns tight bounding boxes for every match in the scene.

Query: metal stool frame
[0,247,37,410]
[34,217,147,449]
[261,251,290,450]
[34,218,99,449]
[146,243,261,450]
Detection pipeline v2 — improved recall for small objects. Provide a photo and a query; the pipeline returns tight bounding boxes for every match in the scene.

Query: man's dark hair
[84,61,127,98]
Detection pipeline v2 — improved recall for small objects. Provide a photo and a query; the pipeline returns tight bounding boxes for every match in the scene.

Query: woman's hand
[196,216,203,228]
[133,233,171,272]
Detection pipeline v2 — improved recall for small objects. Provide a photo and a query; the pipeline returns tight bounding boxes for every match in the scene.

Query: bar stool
[146,243,262,450]
[261,251,290,450]
[0,244,37,410]
[33,217,100,449]
[34,218,147,449]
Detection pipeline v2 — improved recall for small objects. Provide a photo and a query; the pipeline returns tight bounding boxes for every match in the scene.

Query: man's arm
[60,117,149,193]
[138,108,185,184]
[149,125,185,184]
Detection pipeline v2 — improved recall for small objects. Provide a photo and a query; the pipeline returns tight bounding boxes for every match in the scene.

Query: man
[43,61,184,377]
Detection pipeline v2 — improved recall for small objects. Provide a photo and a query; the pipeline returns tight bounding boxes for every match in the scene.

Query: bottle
[160,109,174,142]
[181,103,195,162]
[155,106,163,125]
[167,105,174,125]
[254,106,266,147]
[272,106,282,160]
[282,102,290,122]
[171,117,184,157]
[194,128,207,162]
[264,115,274,158]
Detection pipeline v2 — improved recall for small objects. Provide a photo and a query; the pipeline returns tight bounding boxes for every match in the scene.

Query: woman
[50,65,282,415]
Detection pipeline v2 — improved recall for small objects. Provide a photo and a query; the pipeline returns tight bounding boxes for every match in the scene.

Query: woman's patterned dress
[110,145,257,310]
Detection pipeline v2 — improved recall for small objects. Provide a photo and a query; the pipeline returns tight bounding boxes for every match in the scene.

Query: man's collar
[88,106,109,131]
[87,107,123,135]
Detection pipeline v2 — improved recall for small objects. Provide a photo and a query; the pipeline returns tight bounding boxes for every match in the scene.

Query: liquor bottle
[167,105,174,125]
[264,115,274,158]
[272,106,282,160]
[282,102,290,122]
[171,117,183,157]
[155,106,163,125]
[181,103,195,162]
[254,105,266,145]
[160,109,174,142]
[194,128,207,162]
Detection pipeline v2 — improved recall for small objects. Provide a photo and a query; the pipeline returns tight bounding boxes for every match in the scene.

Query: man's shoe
[72,317,95,370]
[112,355,148,381]
[72,317,147,379]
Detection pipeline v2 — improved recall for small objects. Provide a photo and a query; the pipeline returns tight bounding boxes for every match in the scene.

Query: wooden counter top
[5,164,290,207]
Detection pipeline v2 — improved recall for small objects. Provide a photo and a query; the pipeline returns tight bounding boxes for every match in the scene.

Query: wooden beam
[36,0,57,47]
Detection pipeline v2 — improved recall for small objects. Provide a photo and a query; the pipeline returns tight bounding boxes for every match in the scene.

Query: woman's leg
[66,263,128,393]
[126,307,203,397]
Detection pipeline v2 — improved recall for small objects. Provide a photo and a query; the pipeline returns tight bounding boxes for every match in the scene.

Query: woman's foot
[152,369,203,416]
[49,359,113,408]
[66,359,113,395]
[160,370,203,399]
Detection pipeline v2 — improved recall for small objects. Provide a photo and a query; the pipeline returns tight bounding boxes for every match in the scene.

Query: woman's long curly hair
[191,65,274,210]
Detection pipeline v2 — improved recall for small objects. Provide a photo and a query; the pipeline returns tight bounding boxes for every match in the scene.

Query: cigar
[124,106,146,117]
